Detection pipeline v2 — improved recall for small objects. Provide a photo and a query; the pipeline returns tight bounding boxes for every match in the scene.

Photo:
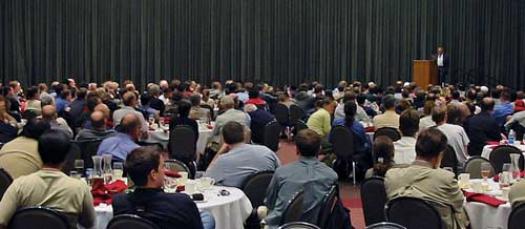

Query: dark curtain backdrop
[1,0,524,89]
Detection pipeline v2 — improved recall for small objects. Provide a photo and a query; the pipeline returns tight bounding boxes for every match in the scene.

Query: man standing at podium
[432,46,450,85]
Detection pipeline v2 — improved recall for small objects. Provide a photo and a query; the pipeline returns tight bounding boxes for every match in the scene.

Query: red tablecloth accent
[464,191,506,207]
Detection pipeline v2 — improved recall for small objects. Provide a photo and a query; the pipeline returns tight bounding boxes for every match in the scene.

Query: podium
[412,60,438,88]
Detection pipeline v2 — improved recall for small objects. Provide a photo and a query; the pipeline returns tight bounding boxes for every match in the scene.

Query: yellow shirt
[0,169,95,228]
[373,110,400,130]
[307,108,331,138]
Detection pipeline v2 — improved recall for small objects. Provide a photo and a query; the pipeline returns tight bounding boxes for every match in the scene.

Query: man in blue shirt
[55,89,72,116]
[97,113,141,161]
[245,104,276,144]
[493,91,514,129]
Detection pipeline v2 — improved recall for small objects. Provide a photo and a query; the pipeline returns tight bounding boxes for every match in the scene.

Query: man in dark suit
[432,46,450,85]
[464,97,502,155]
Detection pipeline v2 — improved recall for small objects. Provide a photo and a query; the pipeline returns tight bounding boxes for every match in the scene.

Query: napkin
[365,126,375,133]
[92,180,128,206]
[164,169,181,178]
[486,141,501,146]
[463,191,506,207]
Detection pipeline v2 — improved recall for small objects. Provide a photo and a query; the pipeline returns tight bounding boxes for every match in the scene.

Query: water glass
[113,162,124,179]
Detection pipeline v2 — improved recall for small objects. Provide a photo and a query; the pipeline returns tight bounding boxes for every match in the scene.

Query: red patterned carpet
[276,140,366,229]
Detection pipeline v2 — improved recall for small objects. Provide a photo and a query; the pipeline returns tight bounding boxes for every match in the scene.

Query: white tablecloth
[481,144,525,159]
[95,186,252,229]
[463,179,511,229]
[145,124,213,157]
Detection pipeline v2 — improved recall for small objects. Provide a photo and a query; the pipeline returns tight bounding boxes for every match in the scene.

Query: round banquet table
[463,179,511,229]
[94,186,252,229]
[481,143,525,160]
[145,123,214,157]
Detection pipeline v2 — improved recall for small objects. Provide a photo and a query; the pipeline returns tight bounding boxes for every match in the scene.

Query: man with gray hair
[148,83,165,115]
[211,96,251,141]
[41,105,74,138]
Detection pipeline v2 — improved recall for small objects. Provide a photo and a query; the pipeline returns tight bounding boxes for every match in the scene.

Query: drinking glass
[74,159,84,176]
[501,163,511,188]
[481,162,492,181]
[113,162,124,179]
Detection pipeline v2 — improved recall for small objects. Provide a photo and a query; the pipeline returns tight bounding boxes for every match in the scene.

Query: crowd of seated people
[1,77,525,228]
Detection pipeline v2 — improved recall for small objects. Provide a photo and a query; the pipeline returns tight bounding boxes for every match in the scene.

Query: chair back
[317,185,338,228]
[489,145,525,173]
[385,197,443,229]
[61,142,81,175]
[360,176,387,226]
[293,120,309,136]
[107,214,159,229]
[509,203,525,229]
[282,191,305,224]
[463,156,495,179]
[0,168,13,200]
[241,171,275,208]
[74,139,103,168]
[8,207,69,229]
[169,125,196,162]
[365,222,407,229]
[278,221,321,229]
[440,145,459,175]
[273,103,290,126]
[374,127,401,141]
[289,105,306,124]
[330,125,355,158]
[264,121,282,152]
[165,159,191,174]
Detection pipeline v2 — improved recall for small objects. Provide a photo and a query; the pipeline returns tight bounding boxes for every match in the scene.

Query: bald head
[94,103,110,119]
[119,113,141,140]
[42,105,57,120]
[481,97,495,112]
[90,111,106,130]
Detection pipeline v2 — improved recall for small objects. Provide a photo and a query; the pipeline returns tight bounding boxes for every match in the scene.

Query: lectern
[412,60,438,88]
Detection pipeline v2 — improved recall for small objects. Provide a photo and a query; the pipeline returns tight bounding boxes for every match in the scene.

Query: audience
[394,109,419,164]
[373,95,399,129]
[365,136,395,178]
[464,97,502,155]
[0,119,50,179]
[25,86,42,116]
[432,105,470,164]
[112,146,205,229]
[0,130,95,228]
[385,128,467,229]
[169,100,199,144]
[0,96,18,143]
[492,91,513,129]
[97,113,141,161]
[189,94,211,123]
[205,121,280,188]
[263,129,338,226]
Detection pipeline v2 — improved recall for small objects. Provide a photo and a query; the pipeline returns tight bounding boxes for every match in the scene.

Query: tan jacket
[509,180,525,207]
[373,110,400,130]
[384,161,468,229]
[0,136,42,179]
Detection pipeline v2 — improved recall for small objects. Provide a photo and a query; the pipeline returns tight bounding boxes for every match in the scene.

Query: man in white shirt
[433,105,470,164]
[394,109,419,164]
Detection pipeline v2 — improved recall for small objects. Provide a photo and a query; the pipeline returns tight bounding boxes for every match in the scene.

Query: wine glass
[481,162,492,181]
[501,163,511,188]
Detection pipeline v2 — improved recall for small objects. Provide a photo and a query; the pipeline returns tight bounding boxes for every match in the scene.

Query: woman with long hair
[365,136,395,178]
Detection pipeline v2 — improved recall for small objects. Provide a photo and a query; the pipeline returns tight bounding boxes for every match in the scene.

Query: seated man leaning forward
[384,127,468,229]
[205,121,280,188]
